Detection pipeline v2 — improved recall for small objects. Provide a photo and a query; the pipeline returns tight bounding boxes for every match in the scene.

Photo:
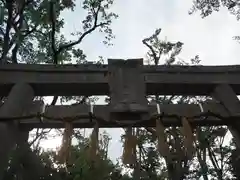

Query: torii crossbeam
[1,58,240,179]
[1,59,240,96]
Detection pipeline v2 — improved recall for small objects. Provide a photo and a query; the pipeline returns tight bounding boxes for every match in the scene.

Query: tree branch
[23,24,38,37]
[29,129,52,148]
[8,22,38,63]
[2,0,35,63]
[57,2,107,54]
[50,0,58,64]
[50,1,107,105]
[0,0,13,62]
[142,39,159,65]
[49,0,59,105]
[0,27,4,35]
[142,28,161,65]
[58,22,108,54]
[10,3,25,64]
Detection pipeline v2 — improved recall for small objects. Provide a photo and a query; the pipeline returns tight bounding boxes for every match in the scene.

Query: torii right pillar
[212,84,240,148]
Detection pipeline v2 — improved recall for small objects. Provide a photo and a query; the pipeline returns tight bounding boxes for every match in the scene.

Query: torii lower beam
[11,101,235,129]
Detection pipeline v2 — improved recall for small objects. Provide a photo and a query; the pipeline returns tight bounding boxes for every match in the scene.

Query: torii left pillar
[0,83,34,180]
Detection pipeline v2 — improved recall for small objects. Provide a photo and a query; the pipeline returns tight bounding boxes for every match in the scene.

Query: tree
[189,1,240,179]
[131,28,234,180]
[189,0,240,20]
[0,0,118,179]
[3,130,132,180]
[1,1,237,179]
[116,28,196,180]
[0,0,117,64]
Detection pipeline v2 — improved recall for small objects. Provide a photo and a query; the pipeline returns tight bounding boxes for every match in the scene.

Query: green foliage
[142,28,236,180]
[0,0,117,64]
[0,0,119,179]
[38,131,129,180]
[143,28,183,65]
[189,0,240,20]
[1,1,238,179]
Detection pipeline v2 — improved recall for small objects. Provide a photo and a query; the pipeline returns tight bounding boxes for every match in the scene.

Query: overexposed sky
[61,0,240,65]
[40,0,240,162]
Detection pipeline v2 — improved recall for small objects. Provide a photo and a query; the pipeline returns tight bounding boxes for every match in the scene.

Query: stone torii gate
[0,58,240,179]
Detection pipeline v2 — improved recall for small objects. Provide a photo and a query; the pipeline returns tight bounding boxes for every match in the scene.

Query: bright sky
[39,0,240,163]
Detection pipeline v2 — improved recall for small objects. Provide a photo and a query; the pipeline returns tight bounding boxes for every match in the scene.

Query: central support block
[108,59,149,121]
